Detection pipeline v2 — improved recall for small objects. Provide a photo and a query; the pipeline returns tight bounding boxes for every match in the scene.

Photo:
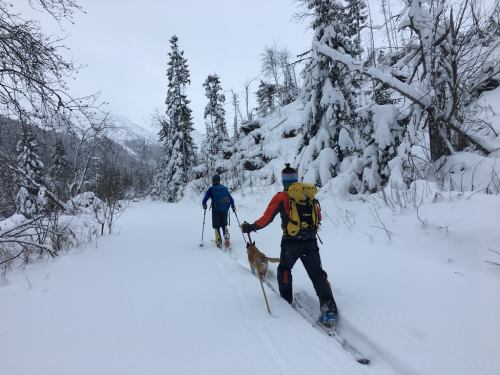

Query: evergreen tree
[153,35,197,202]
[345,0,368,59]
[296,0,365,187]
[96,163,122,205]
[200,121,218,177]
[373,83,397,106]
[280,47,299,105]
[203,74,229,154]
[362,104,404,192]
[15,124,45,216]
[157,115,172,160]
[153,113,173,198]
[49,138,70,200]
[231,91,240,142]
[358,81,405,192]
[256,80,277,117]
[282,62,299,105]
[134,138,152,197]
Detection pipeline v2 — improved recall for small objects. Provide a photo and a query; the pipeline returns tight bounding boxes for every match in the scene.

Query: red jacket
[252,191,321,237]
[253,192,291,232]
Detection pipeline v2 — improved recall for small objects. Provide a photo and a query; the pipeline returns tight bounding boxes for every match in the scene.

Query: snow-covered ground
[1,184,500,374]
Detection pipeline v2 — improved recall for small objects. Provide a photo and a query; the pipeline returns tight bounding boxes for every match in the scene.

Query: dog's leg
[250,264,257,277]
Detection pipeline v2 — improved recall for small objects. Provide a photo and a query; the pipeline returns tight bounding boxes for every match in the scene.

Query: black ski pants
[211,208,228,229]
[277,238,337,314]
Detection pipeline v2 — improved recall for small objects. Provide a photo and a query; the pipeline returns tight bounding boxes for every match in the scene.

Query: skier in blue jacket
[202,175,235,248]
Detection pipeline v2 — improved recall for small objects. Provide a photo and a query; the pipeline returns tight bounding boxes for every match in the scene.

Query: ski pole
[200,209,206,247]
[247,232,272,315]
[233,210,247,244]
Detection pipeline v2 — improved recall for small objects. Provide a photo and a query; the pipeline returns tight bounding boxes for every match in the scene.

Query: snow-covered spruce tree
[15,123,45,217]
[280,48,299,105]
[153,35,197,202]
[296,0,365,188]
[361,81,404,192]
[151,113,172,198]
[256,80,277,117]
[0,163,17,217]
[152,112,171,197]
[362,103,404,192]
[344,0,368,60]
[49,138,70,201]
[203,74,230,158]
[230,91,241,142]
[133,138,153,197]
[284,69,299,105]
[200,120,218,178]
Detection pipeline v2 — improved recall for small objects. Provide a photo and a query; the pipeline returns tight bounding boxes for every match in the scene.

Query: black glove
[232,206,236,212]
[203,206,207,210]
[240,222,254,233]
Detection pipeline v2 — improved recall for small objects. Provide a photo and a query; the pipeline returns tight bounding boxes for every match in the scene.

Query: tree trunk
[428,109,451,161]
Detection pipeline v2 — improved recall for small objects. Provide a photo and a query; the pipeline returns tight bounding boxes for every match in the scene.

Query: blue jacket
[202,184,235,211]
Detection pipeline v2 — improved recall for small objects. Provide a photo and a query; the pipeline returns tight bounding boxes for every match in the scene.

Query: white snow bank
[0,214,26,232]
[426,152,500,193]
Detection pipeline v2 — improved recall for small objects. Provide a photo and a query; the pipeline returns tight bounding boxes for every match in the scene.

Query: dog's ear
[246,242,250,248]
[253,241,255,246]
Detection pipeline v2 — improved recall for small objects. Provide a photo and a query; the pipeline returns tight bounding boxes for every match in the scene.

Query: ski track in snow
[217,262,292,375]
[227,253,357,375]
[228,245,382,375]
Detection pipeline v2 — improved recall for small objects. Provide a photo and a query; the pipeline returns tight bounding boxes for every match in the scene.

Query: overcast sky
[14,0,315,134]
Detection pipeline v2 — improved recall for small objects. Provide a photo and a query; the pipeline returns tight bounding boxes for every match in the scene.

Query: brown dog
[246,242,280,281]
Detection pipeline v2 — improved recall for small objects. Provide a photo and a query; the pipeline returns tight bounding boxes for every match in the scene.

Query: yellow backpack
[286,182,321,239]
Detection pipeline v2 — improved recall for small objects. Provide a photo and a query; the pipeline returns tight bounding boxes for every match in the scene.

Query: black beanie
[212,175,221,184]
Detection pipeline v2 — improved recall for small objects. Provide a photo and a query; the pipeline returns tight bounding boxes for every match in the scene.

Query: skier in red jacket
[241,164,338,326]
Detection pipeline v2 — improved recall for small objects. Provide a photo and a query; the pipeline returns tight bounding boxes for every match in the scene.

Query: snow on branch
[313,42,431,107]
[5,162,67,210]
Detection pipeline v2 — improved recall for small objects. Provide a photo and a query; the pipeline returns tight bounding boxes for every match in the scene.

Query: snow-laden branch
[0,238,52,252]
[313,42,432,107]
[0,217,38,238]
[5,162,67,210]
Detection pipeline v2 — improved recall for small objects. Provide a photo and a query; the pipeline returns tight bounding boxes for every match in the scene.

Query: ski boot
[214,229,223,249]
[318,311,336,327]
[224,226,230,248]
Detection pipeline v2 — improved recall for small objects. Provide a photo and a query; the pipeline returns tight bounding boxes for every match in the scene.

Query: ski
[293,294,370,365]
[210,239,233,255]
[263,279,277,293]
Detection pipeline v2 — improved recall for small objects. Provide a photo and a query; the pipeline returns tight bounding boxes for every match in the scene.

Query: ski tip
[357,359,370,365]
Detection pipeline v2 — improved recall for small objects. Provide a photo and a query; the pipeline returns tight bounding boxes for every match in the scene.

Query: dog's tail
[264,257,280,263]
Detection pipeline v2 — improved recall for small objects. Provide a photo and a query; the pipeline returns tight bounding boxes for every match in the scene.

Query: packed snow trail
[0,200,385,375]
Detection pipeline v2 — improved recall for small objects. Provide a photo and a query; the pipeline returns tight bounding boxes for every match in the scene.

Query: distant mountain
[110,116,205,149]
[111,116,158,143]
